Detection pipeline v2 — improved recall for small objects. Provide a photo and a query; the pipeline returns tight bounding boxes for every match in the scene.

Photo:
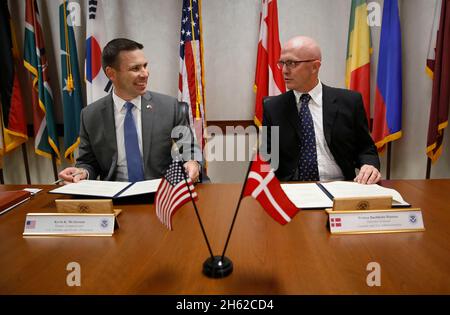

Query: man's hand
[58,167,88,185]
[354,164,381,184]
[183,160,200,183]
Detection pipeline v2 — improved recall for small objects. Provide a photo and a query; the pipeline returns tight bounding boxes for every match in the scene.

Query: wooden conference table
[1,180,450,294]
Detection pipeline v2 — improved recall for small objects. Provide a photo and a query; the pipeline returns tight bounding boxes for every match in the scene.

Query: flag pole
[220,155,254,262]
[0,162,4,184]
[386,142,392,180]
[180,160,232,278]
[21,143,31,184]
[426,157,432,179]
[221,132,261,261]
[51,154,58,181]
[180,161,215,260]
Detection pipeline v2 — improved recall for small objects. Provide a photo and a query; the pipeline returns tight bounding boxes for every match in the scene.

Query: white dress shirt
[293,81,345,181]
[112,91,143,181]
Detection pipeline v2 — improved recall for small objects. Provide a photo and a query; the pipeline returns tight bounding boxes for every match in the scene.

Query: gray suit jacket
[76,91,202,181]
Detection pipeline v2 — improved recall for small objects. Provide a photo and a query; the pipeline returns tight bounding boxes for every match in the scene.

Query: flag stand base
[202,256,233,278]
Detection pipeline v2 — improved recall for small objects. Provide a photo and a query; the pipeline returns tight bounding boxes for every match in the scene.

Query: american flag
[155,160,198,230]
[178,0,206,151]
[26,220,36,229]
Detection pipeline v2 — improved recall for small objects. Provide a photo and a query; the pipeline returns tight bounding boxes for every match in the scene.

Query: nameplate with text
[23,213,115,236]
[326,208,425,234]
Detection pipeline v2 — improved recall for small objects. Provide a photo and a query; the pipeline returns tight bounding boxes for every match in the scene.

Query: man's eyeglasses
[277,59,316,69]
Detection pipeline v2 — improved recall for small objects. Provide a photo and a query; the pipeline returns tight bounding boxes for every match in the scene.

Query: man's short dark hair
[102,38,144,72]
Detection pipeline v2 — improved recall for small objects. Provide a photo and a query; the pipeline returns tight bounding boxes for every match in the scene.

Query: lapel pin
[146,104,152,109]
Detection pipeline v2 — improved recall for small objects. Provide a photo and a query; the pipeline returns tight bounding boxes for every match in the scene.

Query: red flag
[243,154,299,225]
[155,160,197,230]
[253,0,285,126]
[426,0,441,77]
[427,0,450,162]
[0,2,28,156]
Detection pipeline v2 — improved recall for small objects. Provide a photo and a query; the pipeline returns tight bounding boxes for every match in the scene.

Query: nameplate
[23,213,115,237]
[326,208,425,234]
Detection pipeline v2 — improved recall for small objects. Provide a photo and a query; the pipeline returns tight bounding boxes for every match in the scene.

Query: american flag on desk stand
[155,160,198,230]
[178,0,207,152]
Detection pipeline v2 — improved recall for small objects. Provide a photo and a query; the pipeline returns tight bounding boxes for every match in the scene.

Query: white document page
[23,188,42,195]
[321,181,409,206]
[50,180,131,198]
[118,179,162,197]
[281,183,333,209]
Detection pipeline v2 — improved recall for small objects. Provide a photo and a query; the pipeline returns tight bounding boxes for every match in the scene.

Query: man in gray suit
[58,38,201,184]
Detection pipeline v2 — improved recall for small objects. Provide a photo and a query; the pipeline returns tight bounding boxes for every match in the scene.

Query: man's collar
[112,90,142,111]
[293,80,322,105]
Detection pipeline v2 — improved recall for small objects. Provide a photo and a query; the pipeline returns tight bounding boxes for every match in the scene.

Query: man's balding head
[279,36,322,92]
[283,36,322,61]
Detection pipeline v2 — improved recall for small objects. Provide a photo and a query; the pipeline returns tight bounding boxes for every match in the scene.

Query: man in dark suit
[58,38,201,184]
[262,36,380,184]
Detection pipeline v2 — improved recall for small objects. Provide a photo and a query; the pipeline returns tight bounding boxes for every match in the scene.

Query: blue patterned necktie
[124,102,145,182]
[298,94,319,181]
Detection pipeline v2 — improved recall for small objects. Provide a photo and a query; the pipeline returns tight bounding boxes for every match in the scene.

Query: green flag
[59,0,83,162]
[24,0,60,162]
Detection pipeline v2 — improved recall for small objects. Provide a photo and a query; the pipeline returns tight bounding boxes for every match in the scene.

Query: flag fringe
[375,131,402,152]
[425,66,434,79]
[64,137,80,163]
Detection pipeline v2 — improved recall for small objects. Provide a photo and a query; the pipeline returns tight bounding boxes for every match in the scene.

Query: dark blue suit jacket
[261,84,380,181]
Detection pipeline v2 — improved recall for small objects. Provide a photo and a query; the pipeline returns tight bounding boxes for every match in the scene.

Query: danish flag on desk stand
[242,154,299,225]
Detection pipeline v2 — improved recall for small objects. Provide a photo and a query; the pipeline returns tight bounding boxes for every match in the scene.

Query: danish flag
[330,218,342,228]
[243,154,299,225]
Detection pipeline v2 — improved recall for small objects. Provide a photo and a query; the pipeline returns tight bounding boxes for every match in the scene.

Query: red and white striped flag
[178,0,206,151]
[243,154,299,225]
[253,0,285,126]
[155,160,198,230]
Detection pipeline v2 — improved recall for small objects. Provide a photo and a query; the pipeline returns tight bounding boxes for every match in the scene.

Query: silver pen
[52,171,85,185]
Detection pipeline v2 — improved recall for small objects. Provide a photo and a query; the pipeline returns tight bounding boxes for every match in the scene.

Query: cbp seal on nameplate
[100,219,109,229]
[357,200,370,210]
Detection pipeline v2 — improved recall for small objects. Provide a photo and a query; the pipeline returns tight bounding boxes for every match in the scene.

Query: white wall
[2,0,449,184]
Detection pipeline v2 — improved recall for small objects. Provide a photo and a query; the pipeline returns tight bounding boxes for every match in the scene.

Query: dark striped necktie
[298,94,319,181]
